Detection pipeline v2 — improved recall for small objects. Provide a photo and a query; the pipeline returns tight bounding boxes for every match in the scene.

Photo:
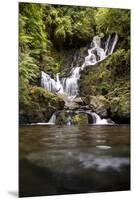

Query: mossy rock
[19,86,65,124]
[79,48,130,123]
[109,93,130,122]
[83,95,109,118]
[55,111,89,125]
[56,112,67,125]
[72,113,88,125]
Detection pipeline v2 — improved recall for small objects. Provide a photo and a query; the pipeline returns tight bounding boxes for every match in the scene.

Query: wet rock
[80,105,90,110]
[74,97,84,105]
[83,95,109,118]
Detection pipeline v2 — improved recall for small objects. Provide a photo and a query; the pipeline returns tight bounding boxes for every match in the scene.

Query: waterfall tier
[47,110,114,125]
[41,34,118,98]
[40,34,118,125]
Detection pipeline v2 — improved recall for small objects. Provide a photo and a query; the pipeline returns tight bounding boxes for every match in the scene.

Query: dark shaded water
[19,125,130,197]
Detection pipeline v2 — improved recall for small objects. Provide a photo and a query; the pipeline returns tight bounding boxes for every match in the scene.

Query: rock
[83,95,109,118]
[56,111,89,125]
[74,97,84,105]
[80,105,90,110]
[57,93,81,110]
[72,113,88,125]
[109,94,130,123]
[19,87,65,124]
[64,101,80,110]
[79,49,130,123]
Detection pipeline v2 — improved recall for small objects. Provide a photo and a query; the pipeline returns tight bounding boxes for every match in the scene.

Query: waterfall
[109,33,118,54]
[47,110,114,125]
[105,34,111,55]
[62,33,118,97]
[92,36,106,60]
[85,111,108,125]
[56,73,64,93]
[63,67,80,97]
[41,34,118,97]
[41,71,63,94]
[90,112,108,125]
[66,115,72,126]
[41,71,57,92]
[48,113,57,124]
[41,34,118,125]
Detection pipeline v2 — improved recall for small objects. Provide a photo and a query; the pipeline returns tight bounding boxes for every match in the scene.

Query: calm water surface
[19,125,130,197]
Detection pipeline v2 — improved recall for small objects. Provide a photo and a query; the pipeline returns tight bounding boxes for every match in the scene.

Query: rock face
[80,49,130,123]
[83,95,130,123]
[19,87,65,124]
[109,95,130,123]
[61,47,89,77]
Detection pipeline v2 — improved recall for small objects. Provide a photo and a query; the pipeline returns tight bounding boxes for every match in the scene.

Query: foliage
[19,3,130,123]
[19,3,48,56]
[95,8,130,48]
[19,86,65,124]
[19,52,39,104]
[19,3,48,105]
[80,48,130,97]
[45,5,95,47]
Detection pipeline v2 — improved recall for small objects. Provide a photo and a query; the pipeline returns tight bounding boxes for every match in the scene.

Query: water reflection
[19,125,130,197]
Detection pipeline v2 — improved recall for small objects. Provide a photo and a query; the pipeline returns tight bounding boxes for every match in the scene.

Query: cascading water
[109,33,118,54]
[89,112,108,125]
[63,67,80,98]
[41,71,57,92]
[40,34,118,125]
[48,112,57,124]
[41,34,118,97]
[66,115,72,126]
[105,34,111,55]
[55,73,64,93]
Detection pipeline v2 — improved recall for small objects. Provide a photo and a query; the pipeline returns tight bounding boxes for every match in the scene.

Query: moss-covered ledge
[19,86,65,124]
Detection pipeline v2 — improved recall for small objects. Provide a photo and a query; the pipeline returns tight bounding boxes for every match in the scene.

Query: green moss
[56,112,66,125]
[80,49,130,96]
[72,113,88,124]
[80,48,130,121]
[19,86,65,124]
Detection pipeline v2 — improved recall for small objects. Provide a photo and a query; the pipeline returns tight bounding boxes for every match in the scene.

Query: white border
[0,0,133,199]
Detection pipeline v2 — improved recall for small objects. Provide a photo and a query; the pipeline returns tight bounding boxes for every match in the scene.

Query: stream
[19,124,130,197]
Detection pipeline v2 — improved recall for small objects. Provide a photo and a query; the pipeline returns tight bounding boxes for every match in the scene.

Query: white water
[48,113,57,124]
[109,33,118,54]
[90,112,108,125]
[63,67,80,98]
[105,34,111,55]
[41,71,57,92]
[66,115,72,126]
[41,72,63,93]
[56,73,64,93]
[41,34,118,97]
[64,34,118,96]
[86,111,110,125]
[40,34,118,124]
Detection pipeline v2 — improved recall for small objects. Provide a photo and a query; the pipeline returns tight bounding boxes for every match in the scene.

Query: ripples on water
[19,125,130,197]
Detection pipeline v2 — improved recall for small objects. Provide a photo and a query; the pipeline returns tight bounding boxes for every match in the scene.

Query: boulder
[109,94,130,123]
[74,97,84,105]
[64,101,80,110]
[83,95,109,118]
[19,87,65,124]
